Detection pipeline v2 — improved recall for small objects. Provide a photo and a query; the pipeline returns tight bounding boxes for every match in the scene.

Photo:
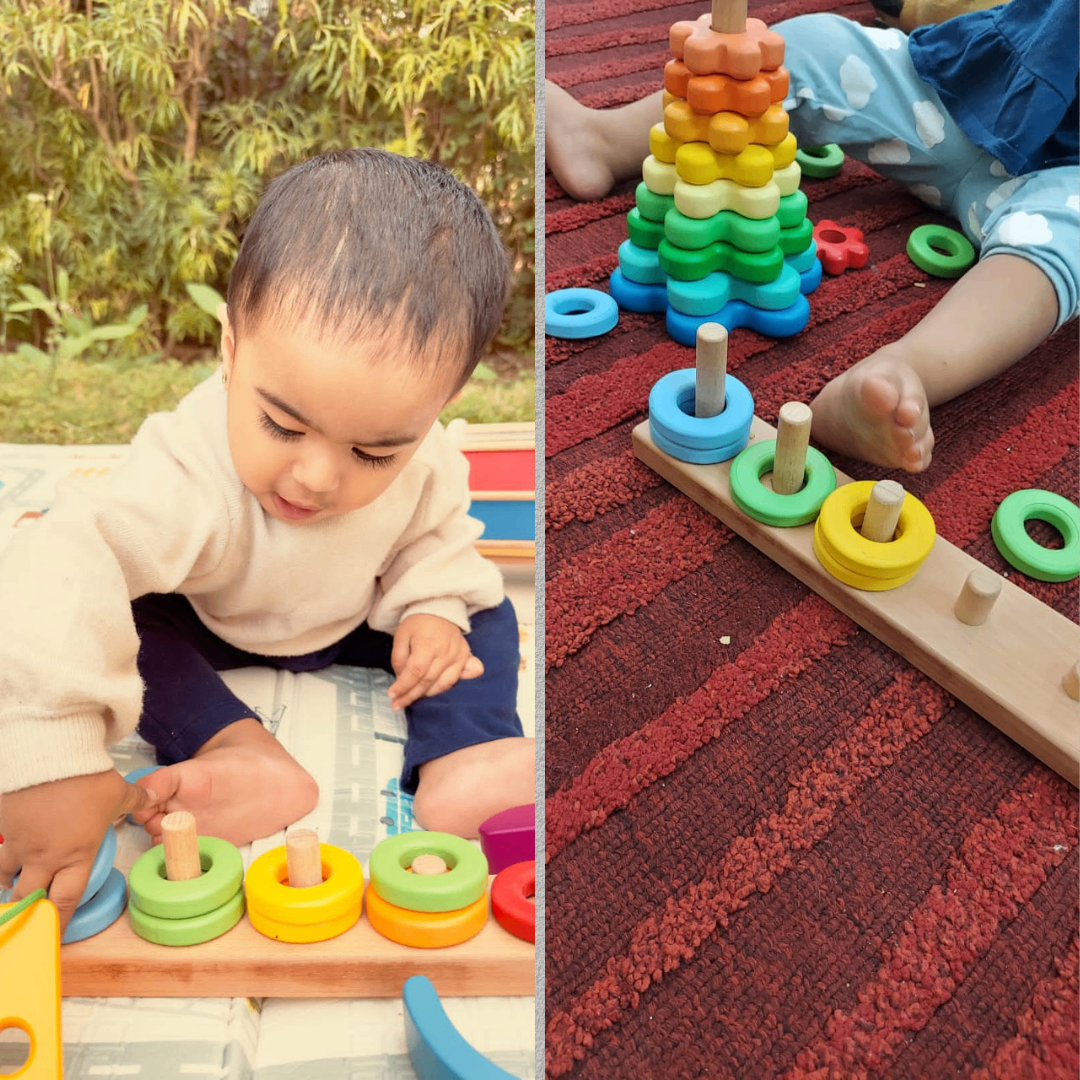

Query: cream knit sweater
[0,374,504,794]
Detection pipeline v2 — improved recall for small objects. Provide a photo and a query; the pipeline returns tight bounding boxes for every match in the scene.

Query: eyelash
[258,412,398,469]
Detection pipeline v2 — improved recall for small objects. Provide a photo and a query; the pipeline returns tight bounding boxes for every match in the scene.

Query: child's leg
[382,598,531,838]
[546,80,663,200]
[130,594,318,845]
[779,15,1076,469]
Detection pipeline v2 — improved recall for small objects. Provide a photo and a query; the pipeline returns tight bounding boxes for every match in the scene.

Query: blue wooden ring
[124,765,160,824]
[62,866,127,944]
[544,288,619,339]
[648,369,754,450]
[649,423,750,464]
[403,975,517,1080]
[15,824,116,907]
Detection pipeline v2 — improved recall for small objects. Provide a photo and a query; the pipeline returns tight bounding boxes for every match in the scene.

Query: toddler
[0,148,534,934]
[547,0,1078,472]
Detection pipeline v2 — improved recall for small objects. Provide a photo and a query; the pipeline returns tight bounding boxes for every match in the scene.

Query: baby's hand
[389,613,483,710]
[0,771,153,935]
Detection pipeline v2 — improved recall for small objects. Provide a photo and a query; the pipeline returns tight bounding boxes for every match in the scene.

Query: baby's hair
[225,148,510,387]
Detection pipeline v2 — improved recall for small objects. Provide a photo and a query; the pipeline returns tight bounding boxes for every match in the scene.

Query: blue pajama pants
[131,594,523,794]
[777,15,1080,330]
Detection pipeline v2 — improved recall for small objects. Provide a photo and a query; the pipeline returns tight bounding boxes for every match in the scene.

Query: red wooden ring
[490,860,535,943]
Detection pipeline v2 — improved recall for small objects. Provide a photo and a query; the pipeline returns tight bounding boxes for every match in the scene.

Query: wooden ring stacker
[813,480,936,590]
[127,813,245,946]
[648,324,754,463]
[906,224,975,279]
[490,860,535,943]
[245,841,364,943]
[367,832,488,913]
[365,888,489,949]
[729,402,836,527]
[991,489,1080,582]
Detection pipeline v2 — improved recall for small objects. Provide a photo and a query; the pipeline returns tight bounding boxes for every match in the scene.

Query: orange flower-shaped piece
[670,14,785,79]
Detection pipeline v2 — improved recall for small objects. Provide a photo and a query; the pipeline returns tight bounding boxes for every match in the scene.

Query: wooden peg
[772,402,812,495]
[411,854,448,876]
[286,828,323,888]
[161,811,201,882]
[953,568,1002,626]
[1063,661,1080,702]
[695,322,727,418]
[860,480,905,543]
[712,0,748,33]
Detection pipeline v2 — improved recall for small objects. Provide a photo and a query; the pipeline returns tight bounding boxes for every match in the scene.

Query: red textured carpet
[544,2,1080,1077]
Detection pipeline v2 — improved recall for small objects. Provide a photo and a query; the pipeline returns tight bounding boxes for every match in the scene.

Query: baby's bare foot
[132,719,318,847]
[810,350,934,472]
[413,737,534,838]
[546,81,618,201]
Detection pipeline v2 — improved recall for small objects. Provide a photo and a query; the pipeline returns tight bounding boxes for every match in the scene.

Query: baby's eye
[259,412,302,440]
[353,447,397,469]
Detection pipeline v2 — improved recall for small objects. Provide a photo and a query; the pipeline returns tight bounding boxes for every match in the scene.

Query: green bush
[0,0,534,360]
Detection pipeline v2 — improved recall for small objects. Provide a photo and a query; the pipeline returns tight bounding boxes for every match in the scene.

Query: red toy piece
[813,220,870,275]
[490,860,535,943]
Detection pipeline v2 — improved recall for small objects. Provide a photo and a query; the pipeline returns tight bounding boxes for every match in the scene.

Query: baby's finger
[390,655,443,709]
[121,778,158,825]
[9,862,53,904]
[0,841,19,891]
[43,864,92,936]
[459,655,485,680]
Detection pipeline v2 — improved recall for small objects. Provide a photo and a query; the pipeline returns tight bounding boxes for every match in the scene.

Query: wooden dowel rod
[695,322,727,418]
[161,811,201,882]
[772,402,812,495]
[1064,661,1080,702]
[712,0,747,33]
[860,480,905,543]
[954,568,1002,626]
[411,854,448,876]
[286,828,323,888]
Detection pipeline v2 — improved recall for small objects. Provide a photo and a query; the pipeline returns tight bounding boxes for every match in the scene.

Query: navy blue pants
[131,594,523,794]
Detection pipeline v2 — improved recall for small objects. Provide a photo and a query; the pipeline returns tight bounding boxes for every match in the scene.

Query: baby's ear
[218,305,236,370]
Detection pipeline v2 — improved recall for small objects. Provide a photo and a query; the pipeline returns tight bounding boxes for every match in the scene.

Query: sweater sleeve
[365,426,505,636]
[0,430,232,794]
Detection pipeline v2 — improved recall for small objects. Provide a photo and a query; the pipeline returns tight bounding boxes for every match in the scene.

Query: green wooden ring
[730,440,837,527]
[795,144,844,178]
[128,836,244,920]
[368,833,488,913]
[906,224,976,278]
[128,887,244,947]
[991,489,1080,582]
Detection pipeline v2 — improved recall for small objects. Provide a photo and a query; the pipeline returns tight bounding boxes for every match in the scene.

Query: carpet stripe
[547,193,636,236]
[545,594,855,859]
[545,496,725,670]
[546,670,952,1076]
[784,769,1079,1079]
[546,448,665,530]
[969,928,1080,1080]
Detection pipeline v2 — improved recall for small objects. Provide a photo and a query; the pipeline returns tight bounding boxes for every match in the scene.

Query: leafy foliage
[0,0,534,361]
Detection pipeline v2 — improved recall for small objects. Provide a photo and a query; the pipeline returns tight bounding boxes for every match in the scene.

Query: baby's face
[220,313,457,525]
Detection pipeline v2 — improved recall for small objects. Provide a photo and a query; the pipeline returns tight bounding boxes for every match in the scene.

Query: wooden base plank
[633,418,1080,786]
[61,882,533,998]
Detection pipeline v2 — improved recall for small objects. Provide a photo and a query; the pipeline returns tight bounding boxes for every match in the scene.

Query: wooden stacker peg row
[161,811,202,881]
[713,0,747,33]
[286,828,324,888]
[772,402,812,495]
[695,322,728,417]
[954,567,1002,626]
[860,479,905,543]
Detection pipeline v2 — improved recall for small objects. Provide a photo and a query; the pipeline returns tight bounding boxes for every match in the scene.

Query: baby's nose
[292,448,339,493]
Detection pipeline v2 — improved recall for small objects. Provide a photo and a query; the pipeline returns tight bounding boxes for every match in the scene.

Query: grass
[0,351,534,445]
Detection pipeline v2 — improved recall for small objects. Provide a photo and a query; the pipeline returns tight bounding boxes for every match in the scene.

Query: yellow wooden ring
[244,843,364,926]
[365,888,488,948]
[247,900,361,943]
[812,518,922,590]
[814,481,935,582]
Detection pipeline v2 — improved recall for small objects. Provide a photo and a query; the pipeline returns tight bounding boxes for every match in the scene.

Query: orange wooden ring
[365,888,488,949]
[490,861,535,943]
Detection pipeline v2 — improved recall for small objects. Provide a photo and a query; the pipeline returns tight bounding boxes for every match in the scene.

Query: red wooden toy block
[813,220,870,275]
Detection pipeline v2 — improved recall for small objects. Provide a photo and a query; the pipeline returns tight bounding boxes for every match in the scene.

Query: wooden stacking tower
[609,0,822,345]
